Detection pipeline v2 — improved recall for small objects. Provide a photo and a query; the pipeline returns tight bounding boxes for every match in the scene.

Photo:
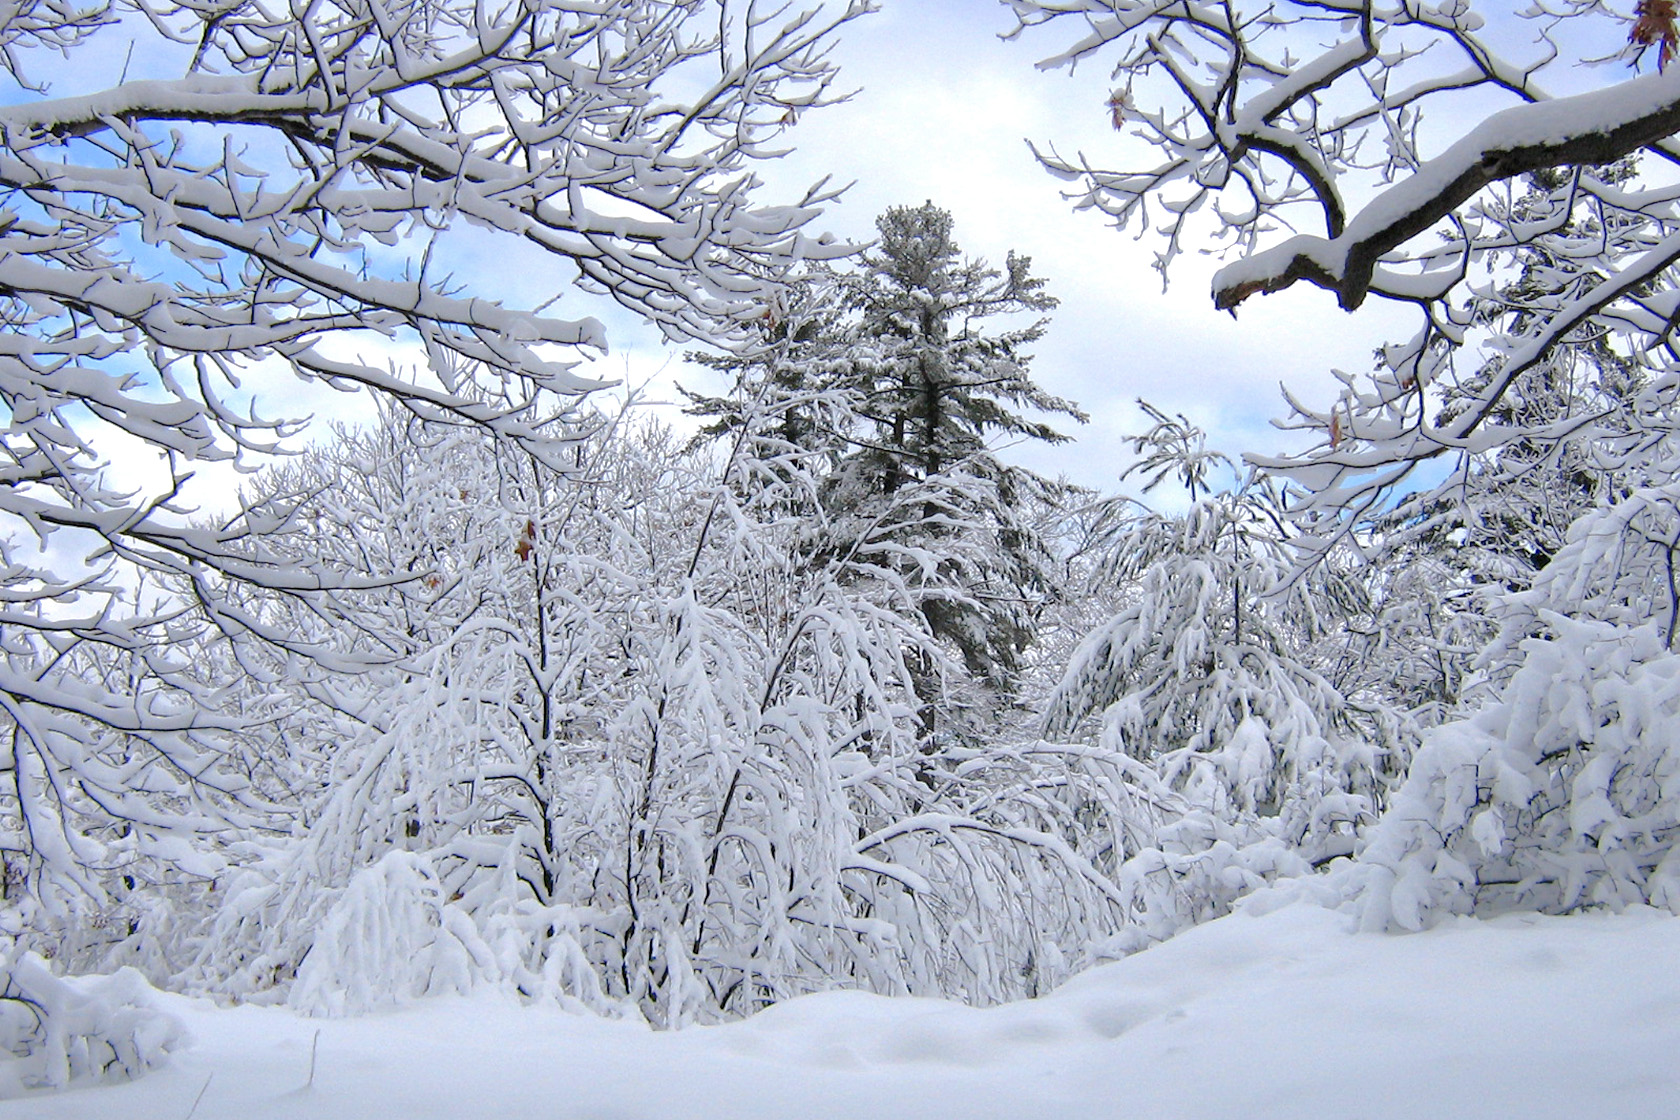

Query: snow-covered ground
[20,901,1680,1120]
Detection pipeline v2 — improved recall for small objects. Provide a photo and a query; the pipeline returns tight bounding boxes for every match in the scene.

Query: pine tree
[833,203,1087,735]
[847,203,1077,485]
[686,204,1087,742]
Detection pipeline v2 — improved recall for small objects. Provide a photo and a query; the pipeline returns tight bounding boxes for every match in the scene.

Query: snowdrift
[15,901,1679,1119]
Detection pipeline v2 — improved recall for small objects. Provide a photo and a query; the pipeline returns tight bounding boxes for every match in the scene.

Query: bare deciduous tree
[0,0,866,1087]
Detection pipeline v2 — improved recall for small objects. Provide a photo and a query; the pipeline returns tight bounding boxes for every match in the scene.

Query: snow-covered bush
[291,851,503,1017]
[1042,744,1314,957]
[1041,412,1402,946]
[0,951,185,1095]
[1357,613,1680,931]
[184,396,1132,1025]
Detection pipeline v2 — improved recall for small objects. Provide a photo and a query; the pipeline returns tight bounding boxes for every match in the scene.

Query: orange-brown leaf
[1107,90,1127,131]
[1631,0,1679,71]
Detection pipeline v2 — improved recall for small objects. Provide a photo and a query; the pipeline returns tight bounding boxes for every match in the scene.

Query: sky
[4,0,1435,506]
[578,0,1419,495]
[8,0,1651,511]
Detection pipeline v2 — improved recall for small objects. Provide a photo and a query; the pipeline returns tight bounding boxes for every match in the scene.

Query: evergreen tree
[846,203,1078,485]
[687,204,1088,747]
[831,203,1087,736]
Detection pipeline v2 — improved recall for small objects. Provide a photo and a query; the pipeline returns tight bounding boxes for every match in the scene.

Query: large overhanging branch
[1213,71,1680,313]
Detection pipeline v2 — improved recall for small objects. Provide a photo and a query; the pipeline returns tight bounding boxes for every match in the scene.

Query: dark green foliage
[847,202,1083,488]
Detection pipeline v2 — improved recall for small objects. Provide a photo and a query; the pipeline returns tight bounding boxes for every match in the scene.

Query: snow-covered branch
[1016,0,1680,542]
[1213,72,1680,312]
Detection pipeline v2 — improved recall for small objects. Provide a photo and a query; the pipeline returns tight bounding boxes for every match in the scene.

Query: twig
[183,1072,213,1120]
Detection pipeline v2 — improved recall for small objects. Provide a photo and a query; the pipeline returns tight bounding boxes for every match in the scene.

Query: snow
[21,901,1680,1119]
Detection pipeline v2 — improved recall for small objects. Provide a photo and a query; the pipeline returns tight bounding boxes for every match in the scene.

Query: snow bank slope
[22,903,1680,1120]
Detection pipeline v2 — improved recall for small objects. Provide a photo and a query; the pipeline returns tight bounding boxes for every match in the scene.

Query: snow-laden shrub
[1043,464,1400,948]
[285,848,629,1019]
[1356,614,1680,931]
[1099,829,1311,956]
[290,850,501,1017]
[0,950,185,1096]
[1056,745,1315,955]
[184,402,1134,1025]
